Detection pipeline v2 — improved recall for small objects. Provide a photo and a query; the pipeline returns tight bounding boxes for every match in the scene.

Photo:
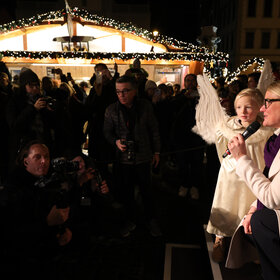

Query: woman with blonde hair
[227,80,280,279]
[193,74,274,263]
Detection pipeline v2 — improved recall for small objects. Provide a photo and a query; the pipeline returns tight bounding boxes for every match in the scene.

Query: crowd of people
[0,60,207,278]
[0,57,279,279]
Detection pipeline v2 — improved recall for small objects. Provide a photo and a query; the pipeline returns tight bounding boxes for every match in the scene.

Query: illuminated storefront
[0,7,229,86]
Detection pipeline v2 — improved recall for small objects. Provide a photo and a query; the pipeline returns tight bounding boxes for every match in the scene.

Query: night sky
[0,0,206,45]
[149,1,202,44]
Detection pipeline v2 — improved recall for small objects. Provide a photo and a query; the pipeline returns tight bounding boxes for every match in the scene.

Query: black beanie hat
[19,68,39,87]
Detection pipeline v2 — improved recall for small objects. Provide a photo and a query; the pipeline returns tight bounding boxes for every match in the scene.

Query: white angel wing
[192,73,229,144]
[257,59,275,96]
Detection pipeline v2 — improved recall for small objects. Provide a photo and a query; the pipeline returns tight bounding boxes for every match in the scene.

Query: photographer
[104,75,162,237]
[5,140,73,277]
[69,152,124,237]
[43,69,88,155]
[6,68,57,173]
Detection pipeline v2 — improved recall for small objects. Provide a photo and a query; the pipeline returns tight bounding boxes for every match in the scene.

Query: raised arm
[257,59,275,97]
[192,73,229,144]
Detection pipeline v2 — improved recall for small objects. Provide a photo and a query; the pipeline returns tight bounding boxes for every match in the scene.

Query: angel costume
[193,73,274,237]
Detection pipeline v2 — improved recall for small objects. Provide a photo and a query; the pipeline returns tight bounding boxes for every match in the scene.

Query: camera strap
[119,102,136,137]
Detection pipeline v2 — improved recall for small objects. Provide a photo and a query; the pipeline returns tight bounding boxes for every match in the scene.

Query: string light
[226,57,265,84]
[0,7,229,60]
[2,6,266,80]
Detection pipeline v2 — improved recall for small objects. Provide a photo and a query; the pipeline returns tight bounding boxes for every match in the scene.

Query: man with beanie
[6,68,57,173]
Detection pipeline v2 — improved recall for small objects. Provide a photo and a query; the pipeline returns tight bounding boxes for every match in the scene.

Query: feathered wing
[257,59,275,96]
[192,73,229,144]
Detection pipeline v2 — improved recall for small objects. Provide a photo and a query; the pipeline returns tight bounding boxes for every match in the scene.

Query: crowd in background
[0,57,273,279]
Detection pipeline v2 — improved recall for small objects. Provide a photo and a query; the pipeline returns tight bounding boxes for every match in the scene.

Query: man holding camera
[4,140,73,277]
[6,68,58,173]
[104,75,161,237]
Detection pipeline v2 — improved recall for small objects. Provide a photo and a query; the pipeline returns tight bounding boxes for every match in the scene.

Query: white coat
[226,129,280,268]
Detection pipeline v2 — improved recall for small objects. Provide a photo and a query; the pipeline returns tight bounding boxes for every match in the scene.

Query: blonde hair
[234,88,264,108]
[266,81,280,97]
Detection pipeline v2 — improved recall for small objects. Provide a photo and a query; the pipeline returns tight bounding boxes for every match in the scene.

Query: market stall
[0,6,229,86]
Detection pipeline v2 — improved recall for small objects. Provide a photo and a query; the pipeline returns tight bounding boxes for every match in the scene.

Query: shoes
[149,219,163,237]
[178,186,188,197]
[190,186,199,200]
[212,237,226,263]
[120,221,136,238]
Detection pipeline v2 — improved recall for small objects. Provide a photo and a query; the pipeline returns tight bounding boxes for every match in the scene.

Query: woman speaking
[228,81,280,280]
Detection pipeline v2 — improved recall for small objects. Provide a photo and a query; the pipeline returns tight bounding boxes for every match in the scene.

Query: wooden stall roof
[0,7,229,65]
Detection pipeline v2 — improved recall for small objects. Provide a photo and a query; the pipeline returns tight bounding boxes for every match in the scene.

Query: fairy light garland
[226,57,265,83]
[0,50,230,65]
[0,7,229,61]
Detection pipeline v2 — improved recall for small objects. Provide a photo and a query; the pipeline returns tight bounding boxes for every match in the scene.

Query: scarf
[257,133,280,210]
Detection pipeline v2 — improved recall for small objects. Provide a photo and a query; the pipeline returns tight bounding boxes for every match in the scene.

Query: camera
[51,68,60,74]
[52,157,80,174]
[66,72,72,81]
[121,140,135,161]
[41,96,56,110]
[34,157,80,209]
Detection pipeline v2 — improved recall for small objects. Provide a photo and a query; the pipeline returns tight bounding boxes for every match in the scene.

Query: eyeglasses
[116,88,133,95]
[264,98,280,109]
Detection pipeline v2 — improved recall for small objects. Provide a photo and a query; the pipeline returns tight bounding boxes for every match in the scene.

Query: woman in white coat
[194,74,274,262]
[228,81,280,280]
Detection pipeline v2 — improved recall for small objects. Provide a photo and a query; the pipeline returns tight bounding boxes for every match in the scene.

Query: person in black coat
[5,68,57,173]
[103,75,162,237]
[0,72,13,183]
[4,140,72,278]
[169,74,205,199]
[85,63,119,176]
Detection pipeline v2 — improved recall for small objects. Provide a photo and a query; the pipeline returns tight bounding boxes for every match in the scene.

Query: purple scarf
[257,133,280,210]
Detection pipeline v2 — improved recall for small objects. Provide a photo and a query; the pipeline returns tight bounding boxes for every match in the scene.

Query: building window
[247,0,257,17]
[261,32,270,48]
[264,0,273,17]
[245,32,255,48]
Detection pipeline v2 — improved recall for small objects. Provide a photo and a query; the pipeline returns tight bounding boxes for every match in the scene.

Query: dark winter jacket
[6,88,56,169]
[103,98,161,165]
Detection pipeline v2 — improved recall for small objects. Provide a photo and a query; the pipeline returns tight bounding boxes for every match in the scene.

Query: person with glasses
[227,81,280,280]
[194,74,274,263]
[103,75,162,237]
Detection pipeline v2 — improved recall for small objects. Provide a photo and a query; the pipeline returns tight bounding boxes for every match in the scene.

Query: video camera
[51,68,60,74]
[34,157,80,208]
[52,157,80,174]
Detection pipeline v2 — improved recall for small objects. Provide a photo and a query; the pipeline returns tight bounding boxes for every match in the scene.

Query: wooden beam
[23,34,27,50]
[121,35,125,52]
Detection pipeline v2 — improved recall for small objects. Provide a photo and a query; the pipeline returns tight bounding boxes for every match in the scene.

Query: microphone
[222,120,261,158]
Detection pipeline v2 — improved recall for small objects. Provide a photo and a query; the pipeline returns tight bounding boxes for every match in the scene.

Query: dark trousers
[175,147,204,188]
[251,208,280,280]
[114,162,156,223]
